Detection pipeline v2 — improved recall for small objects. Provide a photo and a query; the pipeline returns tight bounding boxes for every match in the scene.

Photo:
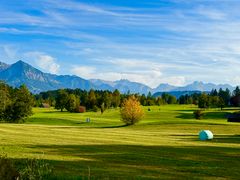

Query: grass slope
[0,105,240,179]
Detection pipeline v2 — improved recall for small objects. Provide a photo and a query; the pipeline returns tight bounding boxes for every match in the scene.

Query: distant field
[0,105,240,179]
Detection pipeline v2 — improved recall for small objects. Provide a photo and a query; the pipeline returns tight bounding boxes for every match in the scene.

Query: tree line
[2,80,240,122]
[35,86,240,112]
[35,89,179,113]
[178,87,240,109]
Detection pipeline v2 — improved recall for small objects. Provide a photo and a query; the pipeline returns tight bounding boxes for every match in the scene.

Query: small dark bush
[193,110,204,119]
[0,154,53,180]
[0,154,20,180]
[19,158,53,180]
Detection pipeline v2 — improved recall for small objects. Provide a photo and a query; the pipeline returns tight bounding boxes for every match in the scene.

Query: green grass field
[0,105,240,179]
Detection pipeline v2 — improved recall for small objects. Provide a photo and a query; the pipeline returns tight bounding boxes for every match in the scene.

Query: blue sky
[1,0,240,88]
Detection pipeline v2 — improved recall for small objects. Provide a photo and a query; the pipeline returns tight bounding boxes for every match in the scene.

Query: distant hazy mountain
[90,79,152,94]
[174,81,234,92]
[153,83,176,93]
[0,60,236,94]
[89,79,114,91]
[113,79,152,94]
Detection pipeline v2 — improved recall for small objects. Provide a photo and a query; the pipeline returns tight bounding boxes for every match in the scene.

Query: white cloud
[71,65,186,88]
[70,59,186,88]
[157,76,186,87]
[2,45,18,59]
[232,76,240,86]
[24,52,60,74]
[2,1,240,87]
[195,6,227,20]
[71,66,96,78]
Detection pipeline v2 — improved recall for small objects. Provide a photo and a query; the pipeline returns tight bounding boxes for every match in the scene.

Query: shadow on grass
[221,108,240,111]
[170,134,240,144]
[176,112,194,119]
[38,111,64,114]
[20,144,240,179]
[176,111,228,120]
[26,117,81,126]
[213,135,240,144]
[175,109,197,112]
[98,124,129,128]
[203,112,228,120]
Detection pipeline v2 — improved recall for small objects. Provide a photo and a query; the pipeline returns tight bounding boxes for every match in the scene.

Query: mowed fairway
[0,105,240,179]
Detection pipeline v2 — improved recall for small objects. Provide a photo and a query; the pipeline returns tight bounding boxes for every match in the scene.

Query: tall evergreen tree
[233,86,240,96]
[87,89,97,109]
[112,89,121,108]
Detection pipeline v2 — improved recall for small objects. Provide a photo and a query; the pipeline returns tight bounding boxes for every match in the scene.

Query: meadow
[0,105,240,179]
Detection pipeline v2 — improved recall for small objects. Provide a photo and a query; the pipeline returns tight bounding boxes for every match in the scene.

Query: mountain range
[0,60,236,95]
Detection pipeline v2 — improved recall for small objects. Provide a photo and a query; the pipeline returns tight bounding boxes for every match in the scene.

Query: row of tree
[37,89,122,113]
[36,89,178,112]
[178,87,240,109]
[36,87,240,112]
[2,79,240,123]
[0,82,34,122]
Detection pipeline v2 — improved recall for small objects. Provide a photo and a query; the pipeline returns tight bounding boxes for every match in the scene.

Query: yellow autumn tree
[120,96,144,125]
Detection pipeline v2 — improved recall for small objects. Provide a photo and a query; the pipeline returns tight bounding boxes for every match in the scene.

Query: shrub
[0,154,20,180]
[0,154,53,180]
[19,158,53,180]
[120,96,144,125]
[193,110,204,119]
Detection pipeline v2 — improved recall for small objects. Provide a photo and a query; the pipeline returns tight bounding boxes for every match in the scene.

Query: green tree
[65,94,80,112]
[198,93,209,108]
[88,89,97,109]
[193,110,204,119]
[80,90,88,107]
[167,95,177,104]
[210,89,218,96]
[140,94,147,106]
[100,102,105,114]
[55,89,68,112]
[209,96,220,108]
[156,97,164,106]
[103,91,112,109]
[233,86,240,96]
[5,85,34,122]
[112,89,121,108]
[161,93,169,104]
[0,82,11,121]
[218,97,225,110]
[218,88,230,106]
